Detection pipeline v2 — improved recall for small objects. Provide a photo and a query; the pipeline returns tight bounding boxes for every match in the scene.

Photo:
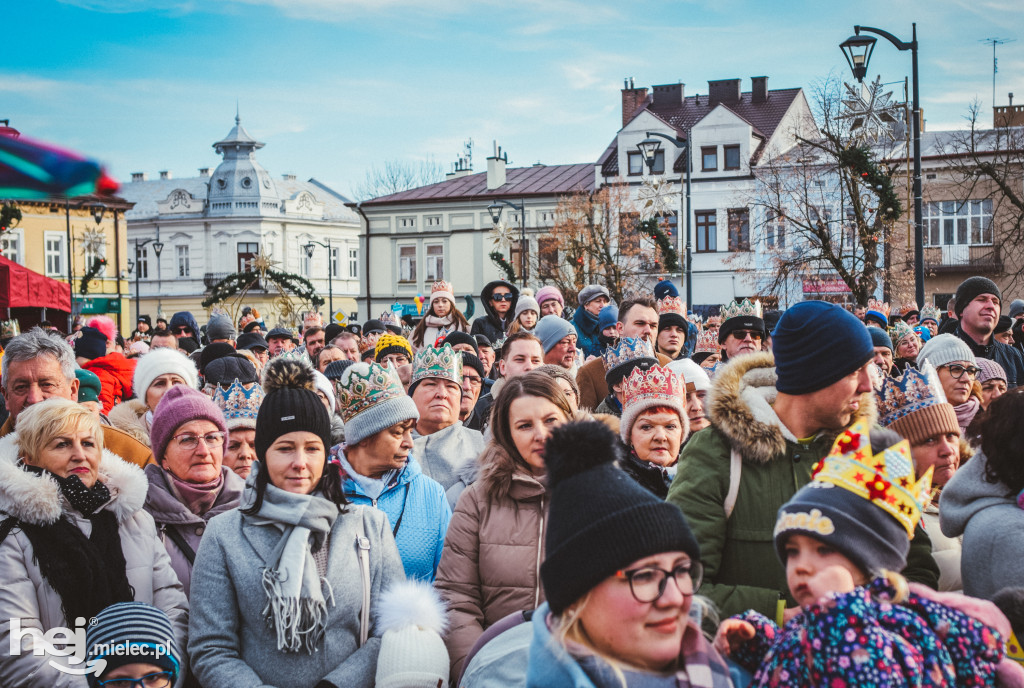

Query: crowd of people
[0,274,1023,687]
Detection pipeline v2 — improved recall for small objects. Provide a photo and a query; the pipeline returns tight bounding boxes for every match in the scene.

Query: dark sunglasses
[732,329,763,341]
[173,327,193,334]
[491,293,514,302]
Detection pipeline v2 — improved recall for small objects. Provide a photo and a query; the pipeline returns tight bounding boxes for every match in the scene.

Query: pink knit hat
[150,384,227,462]
[536,285,564,308]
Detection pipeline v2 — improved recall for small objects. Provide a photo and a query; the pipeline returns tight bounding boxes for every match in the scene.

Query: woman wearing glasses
[918,334,982,435]
[143,384,244,598]
[0,399,187,688]
[526,419,734,687]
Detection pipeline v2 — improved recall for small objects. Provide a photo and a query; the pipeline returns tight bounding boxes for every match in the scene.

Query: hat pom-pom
[261,357,316,394]
[376,580,448,635]
[545,420,623,488]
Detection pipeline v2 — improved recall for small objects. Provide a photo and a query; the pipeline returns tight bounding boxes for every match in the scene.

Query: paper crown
[919,305,941,323]
[274,346,310,364]
[430,280,454,296]
[898,301,919,317]
[379,310,399,325]
[888,320,916,346]
[866,299,891,325]
[874,362,947,424]
[603,337,657,373]
[695,329,722,355]
[721,298,763,322]
[621,364,685,409]
[657,296,686,318]
[0,320,19,339]
[411,343,463,386]
[337,361,407,424]
[809,419,932,537]
[211,379,265,429]
[705,315,722,329]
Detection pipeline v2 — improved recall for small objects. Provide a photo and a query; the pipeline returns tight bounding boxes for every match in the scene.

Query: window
[540,211,556,226]
[399,217,416,228]
[923,199,993,246]
[538,237,558,279]
[348,246,359,279]
[237,242,259,272]
[135,245,149,279]
[695,211,717,252]
[632,150,665,175]
[728,208,750,251]
[724,145,741,171]
[425,243,444,281]
[627,151,644,176]
[425,216,442,228]
[511,239,529,280]
[329,246,341,279]
[399,245,416,282]
[766,211,786,250]
[176,245,190,278]
[45,232,64,276]
[701,147,718,171]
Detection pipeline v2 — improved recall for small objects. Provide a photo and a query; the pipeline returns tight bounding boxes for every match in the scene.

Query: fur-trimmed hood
[707,351,876,465]
[108,398,151,447]
[0,432,149,526]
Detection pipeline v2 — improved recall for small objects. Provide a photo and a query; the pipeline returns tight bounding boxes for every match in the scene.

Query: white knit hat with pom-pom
[374,580,450,688]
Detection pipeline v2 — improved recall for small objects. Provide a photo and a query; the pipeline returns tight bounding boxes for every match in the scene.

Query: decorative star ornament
[80,228,106,256]
[252,247,280,279]
[489,222,516,250]
[637,177,678,221]
[840,77,904,143]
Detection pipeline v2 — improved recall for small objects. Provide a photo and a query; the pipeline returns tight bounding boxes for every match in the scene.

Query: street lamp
[64,199,113,331]
[130,238,163,327]
[637,131,693,308]
[840,24,924,307]
[487,199,527,288]
[303,239,334,319]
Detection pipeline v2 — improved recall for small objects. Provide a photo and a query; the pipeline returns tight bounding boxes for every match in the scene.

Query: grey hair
[1,327,78,390]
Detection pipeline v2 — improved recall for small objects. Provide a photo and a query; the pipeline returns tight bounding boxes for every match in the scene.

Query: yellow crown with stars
[657,296,686,318]
[809,419,932,537]
[621,364,685,408]
[720,298,762,321]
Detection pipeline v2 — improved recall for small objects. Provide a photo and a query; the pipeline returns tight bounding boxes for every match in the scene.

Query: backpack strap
[356,527,371,647]
[723,447,742,519]
[0,517,16,547]
[161,525,197,565]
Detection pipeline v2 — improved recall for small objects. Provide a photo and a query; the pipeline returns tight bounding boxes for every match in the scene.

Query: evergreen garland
[0,202,21,231]
[202,269,325,309]
[837,144,902,222]
[636,218,681,273]
[489,251,517,283]
[79,257,106,295]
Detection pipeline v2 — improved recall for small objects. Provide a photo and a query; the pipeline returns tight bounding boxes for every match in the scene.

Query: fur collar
[707,352,876,465]
[108,398,151,447]
[0,432,149,526]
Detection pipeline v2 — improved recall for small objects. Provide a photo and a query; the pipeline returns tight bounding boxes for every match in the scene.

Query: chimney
[708,78,741,106]
[198,168,210,177]
[159,170,172,180]
[282,173,296,181]
[751,76,768,104]
[621,77,649,128]
[131,172,146,182]
[652,82,685,107]
[486,140,507,190]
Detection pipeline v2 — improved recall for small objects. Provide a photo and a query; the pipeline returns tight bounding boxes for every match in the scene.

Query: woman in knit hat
[188,357,406,688]
[526,419,733,687]
[506,292,540,336]
[667,358,712,436]
[435,372,574,678]
[536,285,565,318]
[143,383,244,598]
[618,365,689,498]
[919,333,982,434]
[978,357,1008,409]
[211,379,265,479]
[888,320,921,375]
[109,347,199,448]
[411,280,470,350]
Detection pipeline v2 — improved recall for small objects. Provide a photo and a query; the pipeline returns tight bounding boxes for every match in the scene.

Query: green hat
[75,368,102,404]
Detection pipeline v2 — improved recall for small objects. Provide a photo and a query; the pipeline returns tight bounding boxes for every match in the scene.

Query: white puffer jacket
[0,433,188,688]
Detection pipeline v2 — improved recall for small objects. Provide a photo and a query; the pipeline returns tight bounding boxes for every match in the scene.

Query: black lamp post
[487,199,527,288]
[841,24,924,307]
[303,239,334,318]
[637,131,693,308]
[130,238,162,327]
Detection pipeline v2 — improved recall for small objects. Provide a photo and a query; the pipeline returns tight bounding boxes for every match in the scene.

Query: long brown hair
[411,298,470,347]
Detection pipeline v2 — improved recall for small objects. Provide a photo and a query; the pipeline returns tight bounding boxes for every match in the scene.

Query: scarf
[954,396,981,434]
[333,447,399,501]
[164,468,223,516]
[246,482,340,653]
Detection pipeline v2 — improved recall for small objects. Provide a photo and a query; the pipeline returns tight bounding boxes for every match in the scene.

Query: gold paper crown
[866,299,891,319]
[919,305,941,323]
[721,298,762,321]
[411,343,463,386]
[888,320,916,346]
[336,362,407,424]
[809,419,932,537]
[898,301,919,317]
[695,329,721,354]
[657,296,686,318]
[621,364,685,409]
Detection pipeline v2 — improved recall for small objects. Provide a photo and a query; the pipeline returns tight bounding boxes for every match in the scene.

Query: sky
[4,0,1022,200]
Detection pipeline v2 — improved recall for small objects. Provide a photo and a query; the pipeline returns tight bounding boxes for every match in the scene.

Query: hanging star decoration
[251,247,280,280]
[488,221,517,250]
[840,77,905,143]
[637,177,678,221]
[80,228,106,257]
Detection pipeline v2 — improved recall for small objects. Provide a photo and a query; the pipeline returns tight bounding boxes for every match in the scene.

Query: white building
[121,115,361,328]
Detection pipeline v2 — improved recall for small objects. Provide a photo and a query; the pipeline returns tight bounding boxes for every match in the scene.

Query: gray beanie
[1009,299,1024,319]
[207,313,236,341]
[535,314,577,353]
[578,284,610,307]
[338,361,419,445]
[514,295,541,321]
[918,333,976,370]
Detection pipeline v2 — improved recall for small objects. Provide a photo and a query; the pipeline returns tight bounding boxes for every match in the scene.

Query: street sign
[333,310,347,325]
[79,297,122,314]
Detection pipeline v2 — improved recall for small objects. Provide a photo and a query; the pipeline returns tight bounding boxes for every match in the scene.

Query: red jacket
[83,352,136,414]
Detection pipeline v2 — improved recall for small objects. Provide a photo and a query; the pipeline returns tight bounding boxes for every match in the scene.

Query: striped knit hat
[86,602,180,687]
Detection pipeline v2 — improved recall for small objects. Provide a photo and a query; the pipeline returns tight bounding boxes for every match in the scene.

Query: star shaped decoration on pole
[488,221,517,250]
[251,247,280,280]
[840,76,905,143]
[637,177,678,221]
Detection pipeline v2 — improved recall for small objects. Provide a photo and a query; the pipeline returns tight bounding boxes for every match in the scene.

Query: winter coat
[470,280,519,344]
[434,442,548,678]
[143,463,245,598]
[460,616,532,688]
[939,449,1024,600]
[82,351,136,415]
[0,414,153,469]
[108,398,151,447]
[953,322,1024,388]
[0,434,189,688]
[572,307,603,360]
[576,351,673,411]
[413,420,486,491]
[618,450,672,498]
[188,503,405,688]
[666,352,938,621]
[337,452,452,582]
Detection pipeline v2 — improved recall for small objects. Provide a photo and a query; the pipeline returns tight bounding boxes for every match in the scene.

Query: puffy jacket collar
[143,463,245,525]
[479,280,519,330]
[708,352,876,465]
[526,603,596,687]
[478,441,546,501]
[0,432,148,526]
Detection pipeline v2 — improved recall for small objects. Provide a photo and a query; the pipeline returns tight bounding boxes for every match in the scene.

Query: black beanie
[718,315,766,345]
[199,342,237,375]
[255,358,332,461]
[442,331,480,355]
[460,351,485,379]
[75,326,108,360]
[954,276,1001,317]
[541,420,700,614]
[773,301,873,395]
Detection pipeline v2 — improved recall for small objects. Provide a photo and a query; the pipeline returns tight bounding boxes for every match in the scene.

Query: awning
[0,256,71,311]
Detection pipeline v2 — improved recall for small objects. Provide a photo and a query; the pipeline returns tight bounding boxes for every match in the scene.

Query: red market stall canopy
[0,255,71,312]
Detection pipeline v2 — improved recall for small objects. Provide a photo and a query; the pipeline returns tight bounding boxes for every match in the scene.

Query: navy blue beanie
[653,280,679,300]
[773,302,873,394]
[868,326,893,351]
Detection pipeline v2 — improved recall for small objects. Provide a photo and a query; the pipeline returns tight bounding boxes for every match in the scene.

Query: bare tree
[352,158,446,201]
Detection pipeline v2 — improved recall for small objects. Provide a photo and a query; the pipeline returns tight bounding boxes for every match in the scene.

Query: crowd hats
[266,327,294,342]
[337,361,419,445]
[977,357,1007,384]
[75,368,102,404]
[85,602,181,688]
[919,305,942,325]
[898,301,920,323]
[772,301,873,395]
[602,337,658,388]
[918,333,976,369]
[460,351,486,380]
[657,296,688,333]
[442,331,479,355]
[653,279,678,301]
[717,298,765,345]
[619,364,688,445]
[207,313,236,341]
[409,343,463,396]
[133,348,199,398]
[204,355,258,387]
[666,358,711,394]
[514,295,541,321]
[888,320,917,349]
[995,315,1013,337]
[875,363,958,445]
[868,326,894,352]
[150,385,228,462]
[540,419,700,614]
[237,332,269,353]
[375,333,414,363]
[255,358,331,461]
[691,329,722,365]
[577,284,610,308]
[535,314,577,353]
[597,303,619,333]
[1009,299,1024,320]
[212,379,265,431]
[864,299,891,328]
[75,326,108,361]
[954,276,1001,317]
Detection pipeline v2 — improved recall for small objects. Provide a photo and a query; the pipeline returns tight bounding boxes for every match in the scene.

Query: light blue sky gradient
[4,0,1021,198]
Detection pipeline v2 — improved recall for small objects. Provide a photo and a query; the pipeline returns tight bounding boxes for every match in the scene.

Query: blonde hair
[880,569,909,603]
[16,397,103,462]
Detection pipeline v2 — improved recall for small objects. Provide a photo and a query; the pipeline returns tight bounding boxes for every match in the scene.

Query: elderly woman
[188,358,406,688]
[0,398,188,688]
[211,379,265,480]
[667,358,712,436]
[144,384,244,597]
[618,365,689,498]
[109,347,199,447]
[889,321,921,375]
[977,358,1007,410]
[329,361,452,581]
[435,372,573,678]
[919,334,981,434]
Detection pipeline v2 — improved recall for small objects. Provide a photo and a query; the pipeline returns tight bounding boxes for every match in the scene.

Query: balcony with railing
[923,245,1002,274]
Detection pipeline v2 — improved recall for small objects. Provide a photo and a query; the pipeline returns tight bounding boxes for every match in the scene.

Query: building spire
[235,100,240,126]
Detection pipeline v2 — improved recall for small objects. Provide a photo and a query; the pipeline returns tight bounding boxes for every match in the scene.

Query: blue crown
[211,379,265,429]
[602,337,657,373]
[873,362,947,428]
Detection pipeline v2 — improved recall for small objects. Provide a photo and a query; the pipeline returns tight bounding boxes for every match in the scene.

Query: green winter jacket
[667,352,938,621]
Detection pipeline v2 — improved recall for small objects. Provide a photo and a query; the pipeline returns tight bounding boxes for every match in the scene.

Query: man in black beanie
[950,275,1024,388]
[667,300,938,622]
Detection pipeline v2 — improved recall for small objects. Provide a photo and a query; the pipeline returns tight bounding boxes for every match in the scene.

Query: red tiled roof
[358,162,596,206]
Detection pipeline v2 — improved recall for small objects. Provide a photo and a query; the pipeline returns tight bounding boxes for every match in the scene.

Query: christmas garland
[636,218,681,273]
[202,269,325,309]
[837,145,902,222]
[0,202,21,232]
[79,258,106,295]
[489,251,517,283]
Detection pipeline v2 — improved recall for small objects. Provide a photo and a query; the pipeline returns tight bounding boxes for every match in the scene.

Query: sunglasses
[731,329,763,341]
[491,293,514,302]
[173,327,193,334]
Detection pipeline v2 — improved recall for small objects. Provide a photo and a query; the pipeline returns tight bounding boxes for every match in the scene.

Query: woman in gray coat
[188,358,405,688]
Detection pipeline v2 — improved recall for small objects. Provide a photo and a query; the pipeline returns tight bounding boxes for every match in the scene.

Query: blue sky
[4,0,1021,199]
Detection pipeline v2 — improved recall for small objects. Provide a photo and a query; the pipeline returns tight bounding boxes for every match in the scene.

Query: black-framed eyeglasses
[731,330,763,341]
[491,293,514,302]
[615,561,703,603]
[944,363,980,380]
[463,375,483,388]
[97,671,175,688]
[172,431,226,450]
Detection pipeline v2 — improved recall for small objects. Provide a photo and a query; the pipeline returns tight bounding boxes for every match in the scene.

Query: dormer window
[724,145,741,171]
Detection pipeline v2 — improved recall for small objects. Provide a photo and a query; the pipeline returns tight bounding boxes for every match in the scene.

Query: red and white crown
[430,281,455,304]
[657,296,686,318]
[621,364,685,408]
[695,329,721,354]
